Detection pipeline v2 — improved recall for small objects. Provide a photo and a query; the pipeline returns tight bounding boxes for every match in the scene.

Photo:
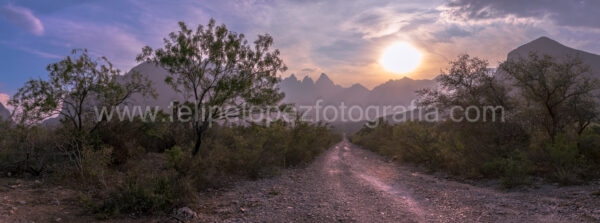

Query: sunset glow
[380,42,422,74]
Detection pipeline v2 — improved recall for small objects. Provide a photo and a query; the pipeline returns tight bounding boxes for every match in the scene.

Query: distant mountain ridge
[508,36,600,78]
[279,73,436,107]
[122,63,438,111]
[123,62,185,109]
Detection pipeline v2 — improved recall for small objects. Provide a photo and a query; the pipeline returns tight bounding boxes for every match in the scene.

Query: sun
[380,42,423,74]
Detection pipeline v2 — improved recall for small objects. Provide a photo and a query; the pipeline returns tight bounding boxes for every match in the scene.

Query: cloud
[0,40,62,59]
[442,0,600,29]
[46,19,145,71]
[300,68,316,73]
[343,7,439,39]
[26,48,62,59]
[0,93,10,107]
[430,24,473,43]
[1,4,44,35]
[314,39,373,66]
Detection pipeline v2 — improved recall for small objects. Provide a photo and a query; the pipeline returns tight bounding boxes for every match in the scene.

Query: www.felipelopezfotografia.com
[93,99,506,127]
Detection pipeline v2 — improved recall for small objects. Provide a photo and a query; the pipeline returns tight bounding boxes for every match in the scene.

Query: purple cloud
[1,4,44,35]
[442,0,600,29]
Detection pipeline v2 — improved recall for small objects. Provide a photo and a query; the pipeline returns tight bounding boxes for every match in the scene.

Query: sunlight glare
[380,42,422,74]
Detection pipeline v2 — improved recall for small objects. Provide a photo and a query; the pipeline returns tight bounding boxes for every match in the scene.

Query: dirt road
[199,139,600,222]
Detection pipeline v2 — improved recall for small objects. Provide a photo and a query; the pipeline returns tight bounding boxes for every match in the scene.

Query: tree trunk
[192,133,203,157]
[192,122,209,157]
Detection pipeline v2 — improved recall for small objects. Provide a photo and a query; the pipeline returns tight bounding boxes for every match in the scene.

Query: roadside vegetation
[352,54,600,188]
[0,19,341,219]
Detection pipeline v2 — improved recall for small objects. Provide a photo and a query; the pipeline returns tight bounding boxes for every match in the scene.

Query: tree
[499,53,600,141]
[566,93,598,136]
[417,55,525,160]
[10,49,155,170]
[137,19,287,157]
[417,54,510,116]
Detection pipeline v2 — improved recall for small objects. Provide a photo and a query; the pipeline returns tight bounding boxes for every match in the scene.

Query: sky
[1,0,600,104]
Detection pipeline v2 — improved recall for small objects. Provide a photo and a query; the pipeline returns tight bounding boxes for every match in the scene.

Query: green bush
[0,124,61,176]
[544,135,586,185]
[80,146,113,186]
[197,120,341,180]
[497,152,534,188]
[82,120,341,218]
[1,111,341,219]
[352,120,600,188]
[579,125,600,166]
[499,159,532,188]
[87,153,186,218]
[95,176,176,217]
[164,146,184,168]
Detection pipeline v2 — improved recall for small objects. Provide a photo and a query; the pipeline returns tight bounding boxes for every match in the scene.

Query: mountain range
[278,73,435,107]
[123,63,439,117]
[508,37,600,75]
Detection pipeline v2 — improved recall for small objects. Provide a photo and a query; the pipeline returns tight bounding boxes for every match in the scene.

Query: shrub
[197,121,340,180]
[89,153,187,218]
[353,120,594,188]
[579,125,600,166]
[0,124,60,176]
[498,152,534,188]
[95,176,177,217]
[2,112,341,219]
[164,146,184,168]
[544,135,586,185]
[500,158,532,188]
[83,120,340,218]
[80,146,113,186]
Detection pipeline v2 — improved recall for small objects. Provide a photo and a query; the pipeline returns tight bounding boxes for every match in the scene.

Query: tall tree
[499,53,600,141]
[418,54,510,116]
[136,19,287,157]
[10,49,155,146]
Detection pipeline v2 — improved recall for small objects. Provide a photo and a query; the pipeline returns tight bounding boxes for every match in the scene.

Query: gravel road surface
[197,139,600,222]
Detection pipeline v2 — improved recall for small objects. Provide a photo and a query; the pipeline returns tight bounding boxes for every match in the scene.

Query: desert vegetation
[352,54,600,188]
[0,19,340,219]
